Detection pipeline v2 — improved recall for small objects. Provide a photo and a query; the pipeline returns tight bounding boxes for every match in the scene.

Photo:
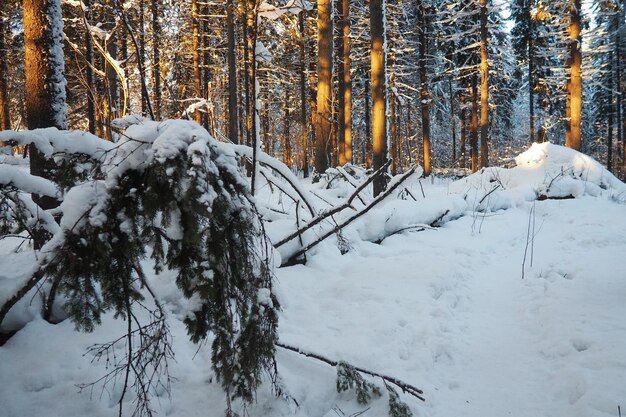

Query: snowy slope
[1,144,626,417]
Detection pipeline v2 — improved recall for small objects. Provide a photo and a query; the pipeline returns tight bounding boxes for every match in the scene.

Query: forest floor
[1,145,626,417]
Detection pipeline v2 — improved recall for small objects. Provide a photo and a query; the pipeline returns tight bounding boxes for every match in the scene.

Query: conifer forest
[1,1,626,417]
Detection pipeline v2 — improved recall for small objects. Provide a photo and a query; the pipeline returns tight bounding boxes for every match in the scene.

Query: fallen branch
[282,167,416,266]
[276,342,425,402]
[275,160,392,249]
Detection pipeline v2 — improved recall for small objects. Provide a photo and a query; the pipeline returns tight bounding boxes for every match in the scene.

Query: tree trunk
[24,0,67,247]
[565,0,582,151]
[479,0,489,168]
[528,7,535,144]
[0,13,11,131]
[192,0,202,124]
[608,51,614,173]
[139,0,147,116]
[470,76,479,172]
[460,92,466,169]
[337,0,352,166]
[364,73,372,169]
[151,0,161,120]
[418,0,431,176]
[390,83,397,175]
[284,88,292,165]
[315,0,333,176]
[370,0,387,196]
[449,79,456,164]
[227,0,239,144]
[299,11,309,176]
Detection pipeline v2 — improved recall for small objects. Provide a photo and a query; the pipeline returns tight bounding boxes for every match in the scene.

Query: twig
[276,342,425,402]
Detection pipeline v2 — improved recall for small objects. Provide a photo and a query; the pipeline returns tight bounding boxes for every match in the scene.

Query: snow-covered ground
[1,142,626,417]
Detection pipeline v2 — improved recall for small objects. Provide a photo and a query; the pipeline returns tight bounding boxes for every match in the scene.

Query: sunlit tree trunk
[470,76,479,172]
[565,0,582,151]
[370,0,387,195]
[299,11,309,176]
[227,0,238,144]
[192,0,202,124]
[479,0,489,168]
[315,0,333,176]
[337,0,352,166]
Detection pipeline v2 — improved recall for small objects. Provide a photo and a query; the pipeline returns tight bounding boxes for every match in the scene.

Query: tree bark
[151,0,161,120]
[370,0,387,195]
[315,0,333,176]
[24,0,67,246]
[0,12,10,131]
[299,11,309,176]
[528,3,535,144]
[337,0,352,166]
[460,92,466,169]
[565,0,582,151]
[608,51,614,173]
[470,76,479,172]
[418,0,431,176]
[192,0,202,124]
[227,0,239,144]
[479,0,489,168]
[364,74,372,169]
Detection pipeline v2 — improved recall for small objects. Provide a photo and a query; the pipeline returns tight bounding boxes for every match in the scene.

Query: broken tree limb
[274,160,392,249]
[276,341,425,402]
[282,166,416,266]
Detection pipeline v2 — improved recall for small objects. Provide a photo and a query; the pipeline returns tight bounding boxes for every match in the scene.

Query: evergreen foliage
[0,119,280,414]
[336,361,382,405]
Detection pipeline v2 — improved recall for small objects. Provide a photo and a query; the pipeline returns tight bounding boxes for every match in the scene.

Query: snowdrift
[450,142,626,211]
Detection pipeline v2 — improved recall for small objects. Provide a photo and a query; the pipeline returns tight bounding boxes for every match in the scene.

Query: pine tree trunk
[227,0,239,144]
[139,0,147,116]
[460,92,466,169]
[470,76,479,172]
[608,52,614,173]
[192,0,202,124]
[24,0,67,246]
[479,0,489,168]
[299,11,309,176]
[336,0,353,167]
[0,14,11,131]
[341,0,352,165]
[565,0,582,151]
[284,88,292,165]
[418,0,431,177]
[315,0,333,176]
[370,0,387,195]
[450,79,456,164]
[364,74,372,169]
[390,82,398,175]
[528,9,535,144]
[151,0,161,120]
[337,0,346,166]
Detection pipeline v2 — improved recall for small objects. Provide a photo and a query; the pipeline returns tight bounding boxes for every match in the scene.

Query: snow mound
[450,142,626,210]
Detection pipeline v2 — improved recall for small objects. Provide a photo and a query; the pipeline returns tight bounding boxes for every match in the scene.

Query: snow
[1,139,626,417]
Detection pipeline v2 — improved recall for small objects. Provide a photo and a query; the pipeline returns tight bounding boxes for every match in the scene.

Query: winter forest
[1,0,626,416]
